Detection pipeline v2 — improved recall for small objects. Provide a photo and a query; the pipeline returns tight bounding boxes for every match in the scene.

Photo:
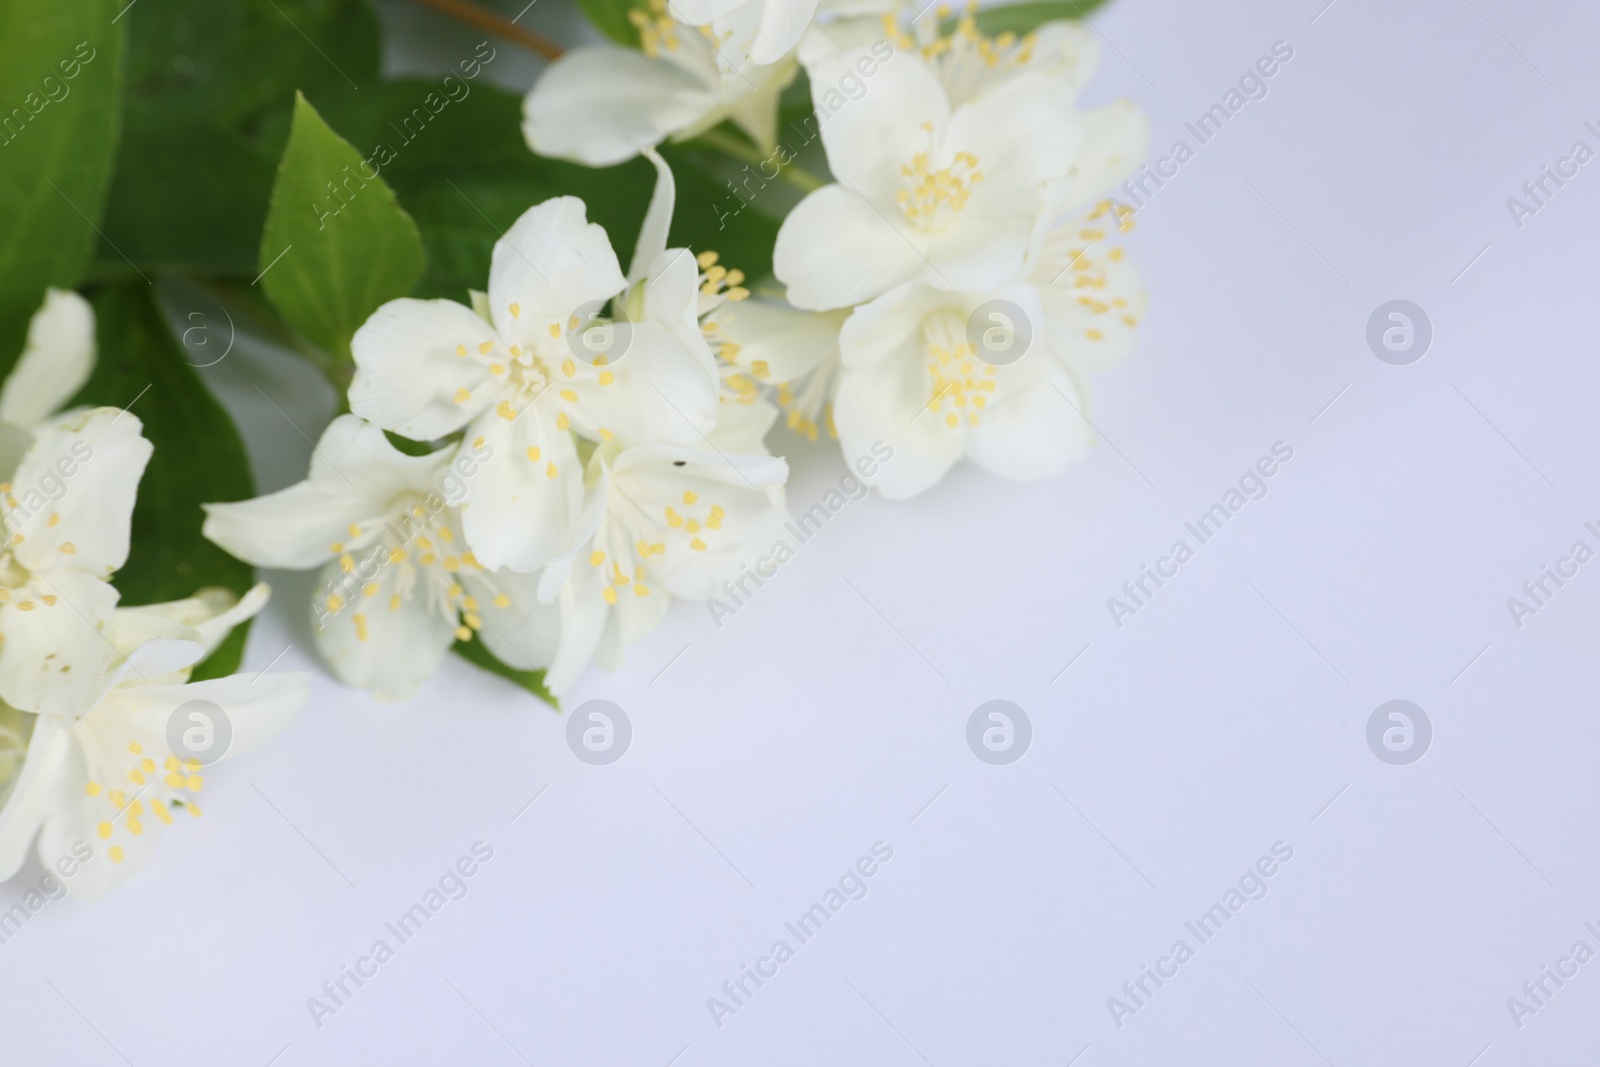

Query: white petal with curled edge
[487,197,628,348]
[114,583,271,663]
[112,670,308,761]
[775,184,928,310]
[523,46,717,167]
[349,298,502,440]
[7,407,151,579]
[630,149,678,284]
[0,289,95,428]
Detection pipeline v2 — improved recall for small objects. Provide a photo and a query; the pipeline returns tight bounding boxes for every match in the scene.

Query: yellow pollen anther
[526,446,541,462]
[478,341,495,355]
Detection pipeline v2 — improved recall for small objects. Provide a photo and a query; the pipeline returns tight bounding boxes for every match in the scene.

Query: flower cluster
[527,0,1149,499]
[0,293,308,900]
[204,156,791,702]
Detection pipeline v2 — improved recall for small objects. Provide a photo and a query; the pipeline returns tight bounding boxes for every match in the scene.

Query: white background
[5,0,1600,1063]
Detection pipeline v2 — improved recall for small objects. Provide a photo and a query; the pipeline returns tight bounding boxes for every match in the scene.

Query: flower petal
[0,713,71,884]
[523,46,717,166]
[114,670,308,760]
[561,320,720,448]
[812,49,948,201]
[833,286,966,499]
[947,72,1084,205]
[6,407,152,578]
[774,184,928,310]
[629,149,678,284]
[460,567,559,671]
[964,357,1091,481]
[0,289,95,428]
[0,570,120,717]
[460,409,584,573]
[349,298,503,440]
[1039,99,1148,219]
[311,558,456,702]
[611,444,789,600]
[487,197,628,348]
[203,416,452,569]
[748,0,820,65]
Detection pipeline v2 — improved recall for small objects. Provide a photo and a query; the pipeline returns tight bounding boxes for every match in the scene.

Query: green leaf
[75,282,257,676]
[97,0,381,277]
[969,0,1111,36]
[313,81,782,297]
[259,92,425,364]
[452,638,557,709]
[0,0,124,371]
[577,0,645,46]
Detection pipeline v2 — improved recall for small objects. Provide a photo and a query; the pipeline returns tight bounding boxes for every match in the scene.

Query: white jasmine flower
[0,407,152,718]
[833,196,1144,499]
[773,42,1086,310]
[202,417,557,702]
[0,583,307,901]
[522,1,795,167]
[348,191,719,573]
[539,442,788,694]
[0,288,95,478]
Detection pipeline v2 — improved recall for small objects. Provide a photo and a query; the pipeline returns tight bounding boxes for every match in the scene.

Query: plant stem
[412,0,565,60]
[691,128,827,193]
